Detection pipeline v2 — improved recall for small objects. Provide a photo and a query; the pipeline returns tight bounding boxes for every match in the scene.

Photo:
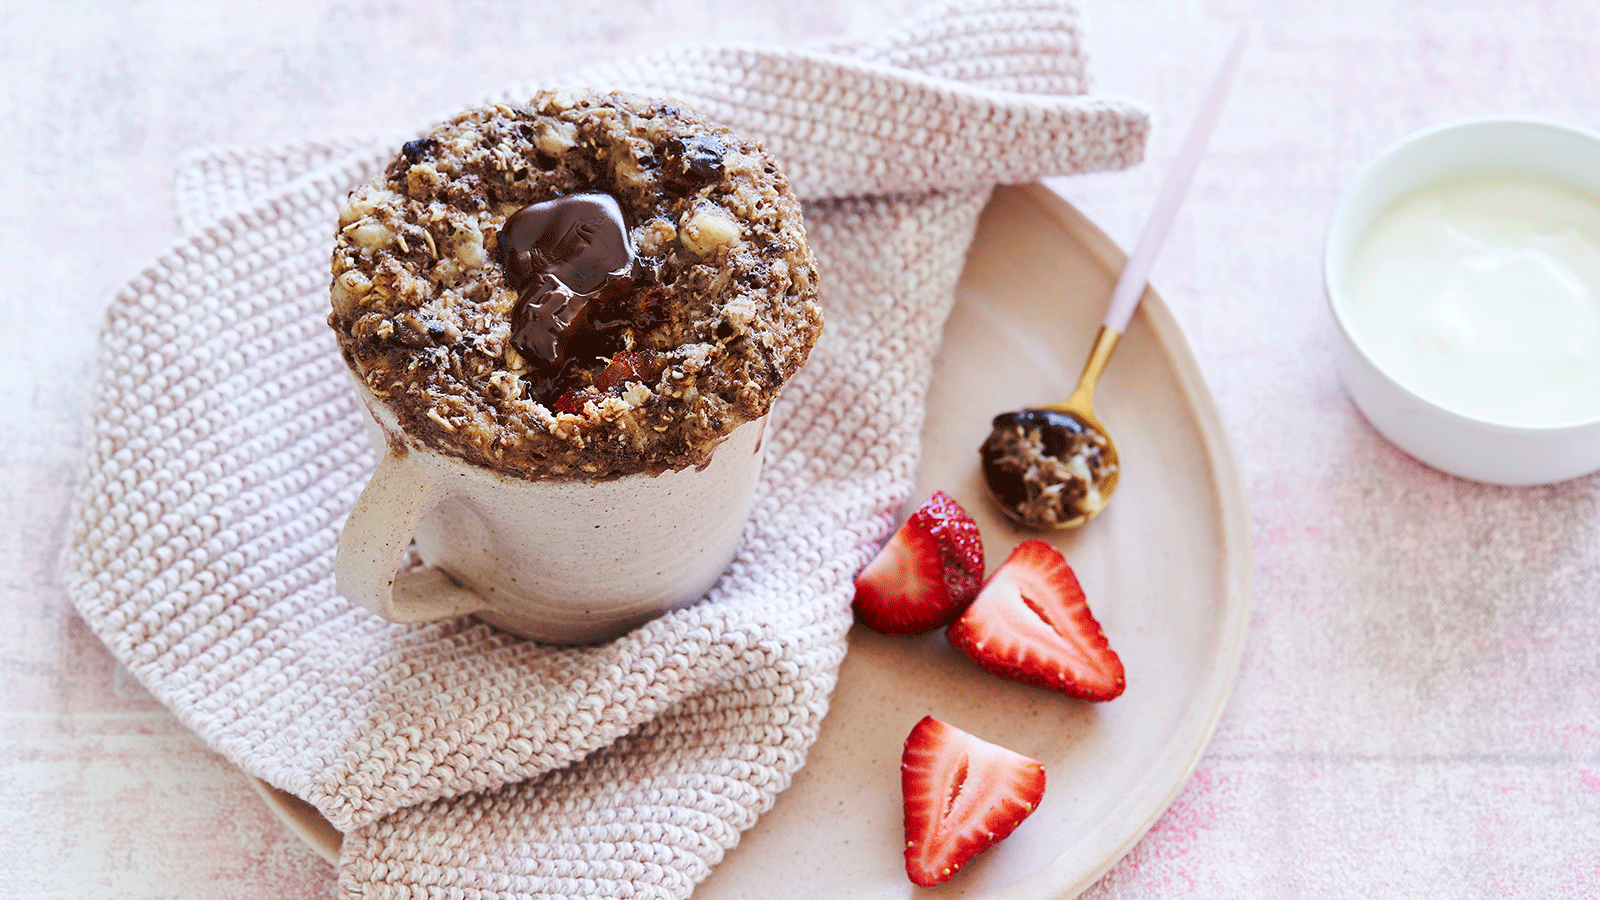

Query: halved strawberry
[852,491,984,635]
[947,540,1125,701]
[901,715,1046,886]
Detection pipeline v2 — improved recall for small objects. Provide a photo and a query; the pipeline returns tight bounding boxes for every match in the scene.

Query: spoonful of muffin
[981,29,1249,530]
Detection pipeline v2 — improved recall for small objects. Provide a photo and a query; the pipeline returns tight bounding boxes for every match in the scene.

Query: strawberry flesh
[853,491,984,635]
[901,715,1046,886]
[551,351,667,415]
[947,539,1125,701]
[595,349,664,391]
[553,389,593,414]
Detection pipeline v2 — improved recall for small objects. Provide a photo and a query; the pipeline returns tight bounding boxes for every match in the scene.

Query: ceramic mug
[334,381,768,645]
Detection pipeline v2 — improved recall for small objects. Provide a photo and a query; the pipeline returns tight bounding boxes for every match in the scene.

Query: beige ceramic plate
[254,183,1253,897]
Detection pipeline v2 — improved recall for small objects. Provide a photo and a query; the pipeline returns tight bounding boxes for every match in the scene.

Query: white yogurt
[1343,172,1600,426]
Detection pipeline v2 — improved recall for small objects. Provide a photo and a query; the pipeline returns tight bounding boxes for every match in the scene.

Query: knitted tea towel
[61,1,1148,897]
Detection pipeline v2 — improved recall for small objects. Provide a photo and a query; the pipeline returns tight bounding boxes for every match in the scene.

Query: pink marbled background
[7,0,1599,897]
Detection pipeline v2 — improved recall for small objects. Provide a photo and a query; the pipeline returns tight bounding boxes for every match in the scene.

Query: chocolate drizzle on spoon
[981,408,1118,529]
[498,193,642,384]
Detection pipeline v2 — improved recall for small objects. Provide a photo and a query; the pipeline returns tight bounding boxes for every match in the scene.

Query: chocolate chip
[401,138,439,162]
[663,136,726,191]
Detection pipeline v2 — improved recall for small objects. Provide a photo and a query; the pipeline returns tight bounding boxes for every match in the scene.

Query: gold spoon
[982,29,1249,530]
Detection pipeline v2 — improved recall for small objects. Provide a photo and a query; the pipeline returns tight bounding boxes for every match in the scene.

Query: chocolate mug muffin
[328,89,822,479]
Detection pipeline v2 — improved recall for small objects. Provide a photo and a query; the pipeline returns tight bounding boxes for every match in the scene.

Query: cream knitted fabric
[61,1,1147,897]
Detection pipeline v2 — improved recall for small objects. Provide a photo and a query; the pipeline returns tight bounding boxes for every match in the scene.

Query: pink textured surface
[7,1,1599,899]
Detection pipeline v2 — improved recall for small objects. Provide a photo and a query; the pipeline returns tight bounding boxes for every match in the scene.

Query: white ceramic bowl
[1324,115,1600,485]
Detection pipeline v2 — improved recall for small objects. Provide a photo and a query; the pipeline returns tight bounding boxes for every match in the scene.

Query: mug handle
[334,446,489,624]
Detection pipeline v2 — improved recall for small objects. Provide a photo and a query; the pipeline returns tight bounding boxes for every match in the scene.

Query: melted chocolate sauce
[988,409,1095,459]
[497,193,641,379]
[980,409,1110,510]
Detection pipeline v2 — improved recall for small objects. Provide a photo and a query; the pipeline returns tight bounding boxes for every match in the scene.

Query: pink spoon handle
[1103,28,1249,333]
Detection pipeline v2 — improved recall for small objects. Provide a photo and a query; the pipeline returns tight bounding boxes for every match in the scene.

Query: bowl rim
[1322,113,1600,435]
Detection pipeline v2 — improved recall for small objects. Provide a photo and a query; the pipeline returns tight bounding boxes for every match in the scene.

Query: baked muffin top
[329,89,821,479]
